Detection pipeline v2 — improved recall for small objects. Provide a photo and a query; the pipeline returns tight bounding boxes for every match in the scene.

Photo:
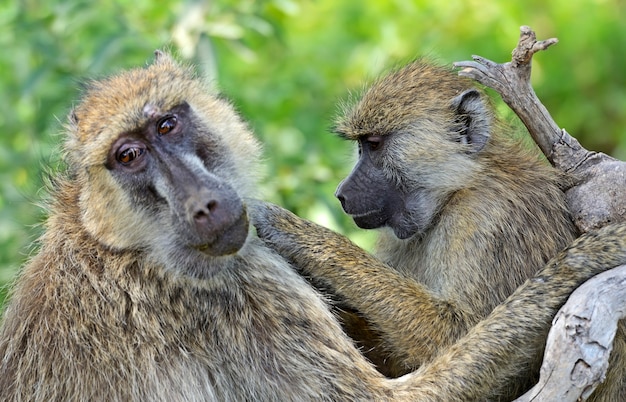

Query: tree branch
[514,264,626,402]
[454,27,560,157]
[454,26,626,233]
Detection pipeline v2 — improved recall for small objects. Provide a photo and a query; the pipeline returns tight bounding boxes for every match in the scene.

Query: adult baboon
[251,60,626,400]
[0,53,624,401]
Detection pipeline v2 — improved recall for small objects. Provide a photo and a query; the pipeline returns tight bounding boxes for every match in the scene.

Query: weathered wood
[454,26,626,233]
[454,27,560,157]
[514,264,626,402]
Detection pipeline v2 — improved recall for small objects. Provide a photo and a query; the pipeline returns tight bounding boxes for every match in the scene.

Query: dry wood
[454,26,626,401]
[454,26,626,233]
[514,264,626,402]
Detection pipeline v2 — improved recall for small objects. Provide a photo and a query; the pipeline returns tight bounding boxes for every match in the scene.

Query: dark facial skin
[335,89,491,241]
[106,102,249,258]
[335,135,414,239]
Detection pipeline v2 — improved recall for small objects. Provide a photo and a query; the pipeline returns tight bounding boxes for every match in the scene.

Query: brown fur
[252,203,626,401]
[1,53,625,401]
[253,61,626,400]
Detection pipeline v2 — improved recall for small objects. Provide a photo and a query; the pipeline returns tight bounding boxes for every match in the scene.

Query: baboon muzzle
[184,186,249,256]
[335,157,403,231]
[159,152,249,257]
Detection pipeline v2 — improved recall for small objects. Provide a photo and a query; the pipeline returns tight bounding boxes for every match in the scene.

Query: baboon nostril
[336,193,346,208]
[207,200,218,212]
[193,210,207,222]
[194,200,218,223]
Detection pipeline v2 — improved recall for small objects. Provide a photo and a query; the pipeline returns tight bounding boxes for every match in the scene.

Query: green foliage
[1,0,625,307]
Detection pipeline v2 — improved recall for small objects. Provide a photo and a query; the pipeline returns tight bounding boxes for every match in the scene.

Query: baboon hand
[247,199,382,275]
[248,199,334,260]
[247,199,320,273]
[246,199,299,244]
[556,222,626,276]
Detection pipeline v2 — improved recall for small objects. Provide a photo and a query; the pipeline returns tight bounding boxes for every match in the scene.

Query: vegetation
[1,0,625,307]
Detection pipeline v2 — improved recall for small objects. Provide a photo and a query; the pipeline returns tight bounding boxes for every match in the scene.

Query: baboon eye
[364,135,383,151]
[117,144,145,165]
[157,116,177,135]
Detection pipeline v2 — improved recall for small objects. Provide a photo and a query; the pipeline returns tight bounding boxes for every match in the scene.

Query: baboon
[251,60,626,400]
[0,53,624,402]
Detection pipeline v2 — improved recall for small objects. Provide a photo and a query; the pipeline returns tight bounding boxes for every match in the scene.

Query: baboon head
[334,61,494,239]
[65,51,262,278]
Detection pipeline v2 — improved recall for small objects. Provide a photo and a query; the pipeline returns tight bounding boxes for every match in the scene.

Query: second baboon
[0,53,625,401]
[252,60,626,400]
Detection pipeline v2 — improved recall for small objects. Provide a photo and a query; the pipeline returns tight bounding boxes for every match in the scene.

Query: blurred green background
[1,0,625,308]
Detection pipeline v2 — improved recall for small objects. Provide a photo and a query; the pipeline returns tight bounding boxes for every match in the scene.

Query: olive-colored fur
[1,54,624,401]
[253,61,626,401]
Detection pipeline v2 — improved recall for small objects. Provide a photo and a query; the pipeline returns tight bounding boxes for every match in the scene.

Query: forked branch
[455,26,625,233]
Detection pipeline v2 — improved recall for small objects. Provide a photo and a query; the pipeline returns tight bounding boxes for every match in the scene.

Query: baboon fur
[252,61,626,400]
[0,53,625,401]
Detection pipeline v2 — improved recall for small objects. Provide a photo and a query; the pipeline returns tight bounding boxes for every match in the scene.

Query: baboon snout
[335,170,405,232]
[335,189,347,211]
[186,189,239,233]
[335,177,373,216]
[335,178,357,214]
[184,188,249,256]
[192,199,219,225]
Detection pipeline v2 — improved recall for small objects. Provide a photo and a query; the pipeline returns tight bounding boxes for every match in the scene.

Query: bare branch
[454,26,626,232]
[453,26,561,157]
[515,264,626,402]
[511,26,558,66]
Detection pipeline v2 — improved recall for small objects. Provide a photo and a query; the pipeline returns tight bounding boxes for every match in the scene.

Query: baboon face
[104,100,249,257]
[334,61,492,239]
[65,53,261,277]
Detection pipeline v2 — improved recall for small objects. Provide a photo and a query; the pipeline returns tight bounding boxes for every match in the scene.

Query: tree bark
[514,264,626,402]
[454,26,626,233]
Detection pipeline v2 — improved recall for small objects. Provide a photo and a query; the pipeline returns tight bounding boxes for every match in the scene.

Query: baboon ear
[450,89,491,153]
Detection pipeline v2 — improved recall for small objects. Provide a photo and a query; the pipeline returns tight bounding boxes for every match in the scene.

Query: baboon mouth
[350,209,388,230]
[194,208,249,256]
[195,244,211,252]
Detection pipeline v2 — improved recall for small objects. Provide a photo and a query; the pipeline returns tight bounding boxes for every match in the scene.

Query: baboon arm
[252,201,626,398]
[398,223,626,400]
[515,263,626,402]
[387,223,626,400]
[251,201,474,368]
